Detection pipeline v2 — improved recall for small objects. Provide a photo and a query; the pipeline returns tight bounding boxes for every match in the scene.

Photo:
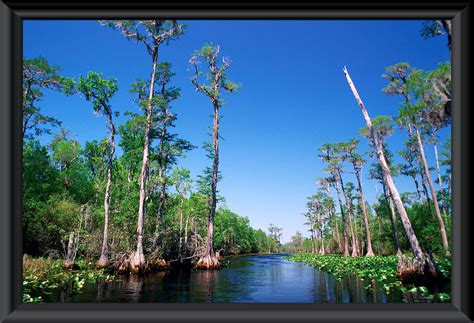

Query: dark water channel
[57,254,404,303]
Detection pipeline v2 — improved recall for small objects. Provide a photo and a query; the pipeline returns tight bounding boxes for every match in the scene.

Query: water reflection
[59,254,404,303]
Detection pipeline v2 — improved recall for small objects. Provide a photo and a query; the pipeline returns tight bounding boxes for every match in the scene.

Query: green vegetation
[288,253,451,302]
[294,58,451,281]
[22,255,114,303]
[22,19,452,303]
[23,20,278,277]
[282,21,452,302]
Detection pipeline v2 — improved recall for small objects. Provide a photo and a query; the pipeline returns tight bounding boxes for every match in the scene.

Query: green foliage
[83,140,108,180]
[267,224,283,253]
[50,133,94,203]
[290,231,304,252]
[382,62,412,96]
[118,112,146,167]
[100,20,184,53]
[22,255,114,303]
[288,253,398,284]
[359,115,394,144]
[190,43,241,104]
[22,25,452,304]
[214,208,262,255]
[75,72,118,117]
[23,125,268,262]
[407,202,451,255]
[23,140,62,255]
[23,57,65,139]
[287,253,450,302]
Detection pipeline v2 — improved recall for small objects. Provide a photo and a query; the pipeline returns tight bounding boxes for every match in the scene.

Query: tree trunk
[178,197,184,259]
[184,212,189,246]
[339,173,359,256]
[432,137,447,216]
[308,213,316,254]
[325,184,342,252]
[153,103,170,251]
[65,204,88,269]
[334,178,350,256]
[125,165,133,251]
[388,194,402,255]
[64,231,75,269]
[196,100,221,269]
[408,125,431,204]
[131,50,159,273]
[343,66,436,276]
[358,223,365,255]
[421,173,431,205]
[330,205,342,253]
[319,219,325,255]
[411,173,423,205]
[347,205,359,257]
[312,213,317,253]
[441,20,452,54]
[355,168,375,256]
[413,125,450,255]
[98,115,115,268]
[351,205,361,256]
[312,235,318,255]
[382,179,402,255]
[153,185,166,249]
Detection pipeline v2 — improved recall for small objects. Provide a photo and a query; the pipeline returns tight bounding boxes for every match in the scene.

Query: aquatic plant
[22,255,115,303]
[287,253,450,303]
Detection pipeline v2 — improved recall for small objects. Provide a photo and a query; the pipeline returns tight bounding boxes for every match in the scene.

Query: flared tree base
[195,254,221,270]
[129,251,146,274]
[64,260,80,270]
[365,250,375,257]
[146,256,170,271]
[110,253,170,274]
[396,253,439,285]
[97,254,108,269]
[116,258,130,274]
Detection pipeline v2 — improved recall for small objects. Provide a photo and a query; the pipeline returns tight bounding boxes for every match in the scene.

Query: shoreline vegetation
[24,252,450,303]
[22,252,276,303]
[22,255,114,303]
[287,253,451,303]
[23,19,452,303]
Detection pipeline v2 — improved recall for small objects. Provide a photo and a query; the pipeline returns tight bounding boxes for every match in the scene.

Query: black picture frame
[0,1,472,322]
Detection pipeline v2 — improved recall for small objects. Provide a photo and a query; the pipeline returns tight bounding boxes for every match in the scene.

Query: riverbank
[22,255,115,303]
[22,252,271,302]
[287,253,451,302]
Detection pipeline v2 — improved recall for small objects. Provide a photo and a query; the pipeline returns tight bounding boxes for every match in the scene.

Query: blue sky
[24,20,450,243]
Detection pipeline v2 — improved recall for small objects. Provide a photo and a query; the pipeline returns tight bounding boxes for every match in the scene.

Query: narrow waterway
[56,254,403,303]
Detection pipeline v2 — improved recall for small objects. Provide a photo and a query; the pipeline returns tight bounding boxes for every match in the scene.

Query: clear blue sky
[24,20,450,243]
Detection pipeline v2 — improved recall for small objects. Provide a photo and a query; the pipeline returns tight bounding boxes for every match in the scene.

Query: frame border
[1,1,472,322]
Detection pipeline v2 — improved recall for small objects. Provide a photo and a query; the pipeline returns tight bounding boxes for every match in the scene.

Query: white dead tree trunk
[343,66,437,276]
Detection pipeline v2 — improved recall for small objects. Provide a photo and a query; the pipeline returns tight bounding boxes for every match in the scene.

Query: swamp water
[52,254,408,303]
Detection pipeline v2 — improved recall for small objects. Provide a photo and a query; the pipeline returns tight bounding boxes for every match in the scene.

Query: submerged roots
[195,254,221,270]
[111,251,169,274]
